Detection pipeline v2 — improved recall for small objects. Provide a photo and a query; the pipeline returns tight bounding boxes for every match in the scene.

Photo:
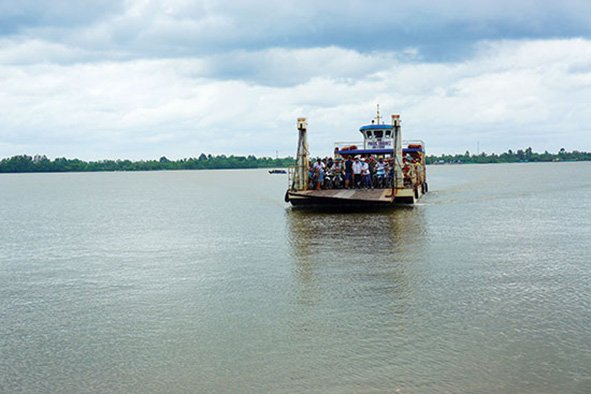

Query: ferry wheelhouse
[285,110,427,208]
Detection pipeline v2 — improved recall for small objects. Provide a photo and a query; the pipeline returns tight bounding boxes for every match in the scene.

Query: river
[1,162,590,393]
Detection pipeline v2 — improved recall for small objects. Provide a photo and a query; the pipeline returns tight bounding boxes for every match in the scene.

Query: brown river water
[1,162,590,393]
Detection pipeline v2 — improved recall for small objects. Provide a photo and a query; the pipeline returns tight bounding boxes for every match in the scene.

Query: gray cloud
[0,0,123,34]
[3,0,591,62]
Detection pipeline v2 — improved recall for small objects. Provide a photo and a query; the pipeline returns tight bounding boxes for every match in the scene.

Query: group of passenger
[308,155,394,190]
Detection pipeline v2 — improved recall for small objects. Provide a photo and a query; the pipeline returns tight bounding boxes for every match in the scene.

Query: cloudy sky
[1,0,591,159]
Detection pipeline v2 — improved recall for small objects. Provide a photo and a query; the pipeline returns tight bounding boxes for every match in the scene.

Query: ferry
[285,108,427,208]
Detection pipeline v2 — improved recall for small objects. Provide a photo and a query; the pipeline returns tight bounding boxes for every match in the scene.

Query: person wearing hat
[352,156,363,188]
[361,157,372,189]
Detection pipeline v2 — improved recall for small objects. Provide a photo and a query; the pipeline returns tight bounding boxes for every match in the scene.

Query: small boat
[285,107,427,208]
[269,169,287,174]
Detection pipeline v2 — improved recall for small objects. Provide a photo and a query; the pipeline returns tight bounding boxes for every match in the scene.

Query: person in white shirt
[313,158,324,172]
[361,158,372,189]
[352,156,363,188]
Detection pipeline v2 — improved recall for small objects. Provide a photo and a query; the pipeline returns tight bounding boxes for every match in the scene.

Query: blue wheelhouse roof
[335,147,424,156]
[359,124,394,132]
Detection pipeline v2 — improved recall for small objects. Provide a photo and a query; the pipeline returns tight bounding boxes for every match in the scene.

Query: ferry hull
[286,187,423,209]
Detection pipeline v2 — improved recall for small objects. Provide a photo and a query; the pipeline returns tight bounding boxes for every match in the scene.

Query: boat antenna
[376,104,381,125]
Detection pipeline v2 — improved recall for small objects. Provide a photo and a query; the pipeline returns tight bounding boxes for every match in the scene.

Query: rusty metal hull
[286,187,423,209]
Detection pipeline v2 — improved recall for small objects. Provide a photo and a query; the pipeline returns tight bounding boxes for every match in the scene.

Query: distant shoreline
[425,148,591,165]
[1,149,590,173]
[0,154,295,174]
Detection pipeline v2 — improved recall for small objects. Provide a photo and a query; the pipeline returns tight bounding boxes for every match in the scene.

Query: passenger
[402,161,412,187]
[375,157,386,188]
[344,156,353,188]
[386,158,394,187]
[324,158,333,189]
[313,157,324,172]
[368,155,377,187]
[330,158,343,188]
[368,155,376,173]
[334,158,344,172]
[327,157,334,170]
[316,165,325,190]
[352,156,363,188]
[361,158,372,189]
[308,161,316,189]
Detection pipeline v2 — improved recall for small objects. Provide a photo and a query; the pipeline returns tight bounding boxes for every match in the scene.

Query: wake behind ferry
[285,109,427,208]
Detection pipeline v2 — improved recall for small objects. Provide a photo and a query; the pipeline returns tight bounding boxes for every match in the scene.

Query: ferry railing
[334,141,364,150]
[403,139,425,147]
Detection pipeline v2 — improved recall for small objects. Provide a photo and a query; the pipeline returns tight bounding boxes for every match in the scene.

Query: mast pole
[294,118,309,191]
[392,114,403,192]
[376,104,381,124]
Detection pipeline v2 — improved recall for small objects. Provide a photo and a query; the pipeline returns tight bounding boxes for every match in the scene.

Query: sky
[1,0,591,159]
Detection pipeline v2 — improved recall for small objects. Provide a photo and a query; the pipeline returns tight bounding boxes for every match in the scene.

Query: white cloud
[0,38,590,159]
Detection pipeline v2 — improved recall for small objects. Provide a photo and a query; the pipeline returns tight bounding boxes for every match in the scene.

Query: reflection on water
[282,208,435,391]
[286,207,428,311]
[287,207,427,269]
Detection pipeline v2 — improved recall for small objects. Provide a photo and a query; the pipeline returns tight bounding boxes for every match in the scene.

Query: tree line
[0,153,295,173]
[1,147,590,173]
[426,148,591,164]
